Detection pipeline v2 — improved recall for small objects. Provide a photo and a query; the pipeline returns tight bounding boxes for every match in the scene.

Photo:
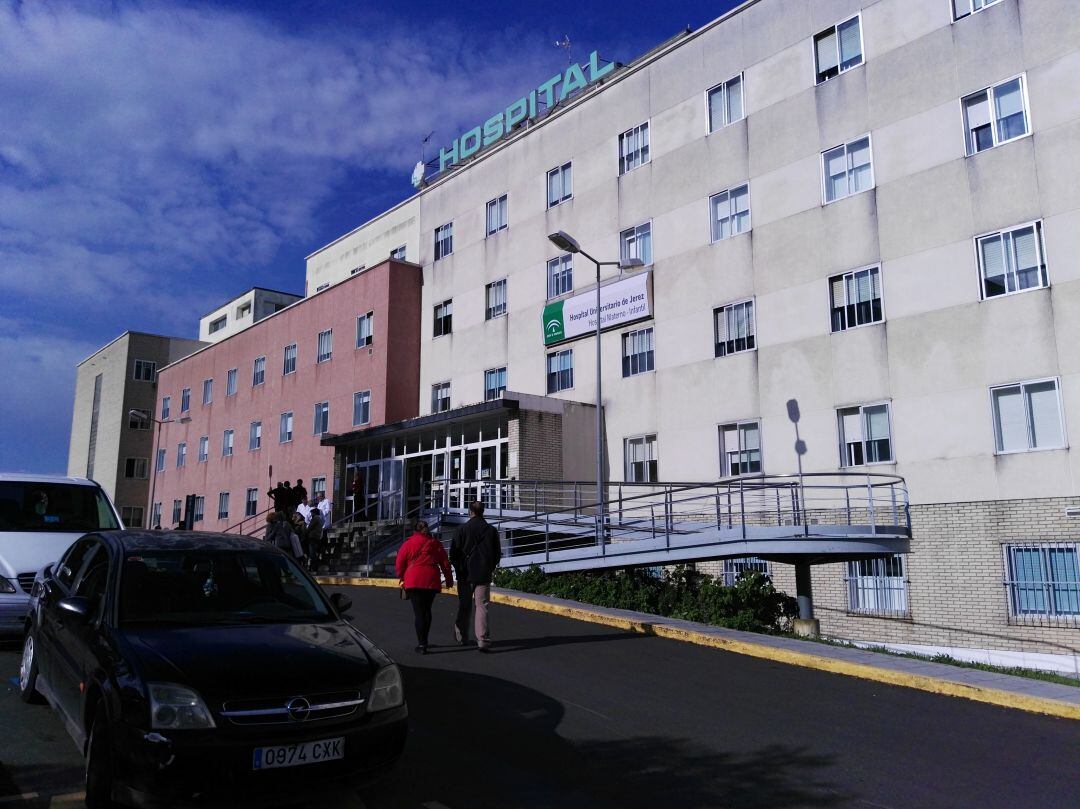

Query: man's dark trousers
[455,579,474,643]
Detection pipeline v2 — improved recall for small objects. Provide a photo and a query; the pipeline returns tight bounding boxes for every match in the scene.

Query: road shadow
[363,664,848,809]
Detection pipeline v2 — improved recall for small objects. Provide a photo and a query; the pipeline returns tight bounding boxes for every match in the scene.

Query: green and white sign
[542,272,652,346]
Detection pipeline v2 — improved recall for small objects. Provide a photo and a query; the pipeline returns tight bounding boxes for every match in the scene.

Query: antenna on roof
[412,131,435,189]
[554,34,572,65]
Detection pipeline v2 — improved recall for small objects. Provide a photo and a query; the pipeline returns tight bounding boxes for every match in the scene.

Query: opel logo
[285,697,311,721]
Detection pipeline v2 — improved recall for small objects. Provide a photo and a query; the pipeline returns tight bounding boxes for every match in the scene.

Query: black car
[17,530,407,808]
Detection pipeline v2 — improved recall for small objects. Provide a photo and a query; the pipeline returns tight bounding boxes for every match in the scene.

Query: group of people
[395,501,501,654]
[264,479,332,568]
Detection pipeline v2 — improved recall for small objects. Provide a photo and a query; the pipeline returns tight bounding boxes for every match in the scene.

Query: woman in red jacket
[395,521,454,654]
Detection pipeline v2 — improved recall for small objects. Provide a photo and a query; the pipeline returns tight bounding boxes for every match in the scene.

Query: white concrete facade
[198,287,301,343]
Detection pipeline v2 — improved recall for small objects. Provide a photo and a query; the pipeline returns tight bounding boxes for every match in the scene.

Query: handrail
[222,504,276,537]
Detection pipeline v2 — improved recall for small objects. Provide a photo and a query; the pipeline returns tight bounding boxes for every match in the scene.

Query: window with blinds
[707,74,744,132]
[625,435,658,483]
[202,378,213,405]
[1005,543,1080,619]
[486,194,508,235]
[814,15,862,84]
[249,421,261,451]
[977,221,1046,299]
[433,300,453,337]
[172,500,182,524]
[434,222,453,260]
[283,343,297,374]
[484,367,507,401]
[245,488,259,517]
[353,390,371,426]
[710,184,751,241]
[546,349,574,393]
[547,255,573,299]
[313,402,329,435]
[176,442,186,468]
[217,492,230,520]
[991,379,1065,453]
[222,429,234,457]
[156,448,166,472]
[391,245,406,260]
[620,222,652,265]
[485,279,507,320]
[252,356,265,386]
[622,328,655,377]
[547,163,572,208]
[714,300,755,357]
[279,411,293,443]
[837,403,893,467]
[830,266,883,332]
[431,382,451,413]
[161,396,171,420]
[619,122,650,174]
[962,76,1028,155]
[822,136,873,203]
[193,496,205,523]
[846,555,908,615]
[226,368,237,396]
[317,329,333,363]
[719,421,761,476]
[355,312,374,347]
[198,436,208,462]
[952,0,1004,20]
[181,387,191,412]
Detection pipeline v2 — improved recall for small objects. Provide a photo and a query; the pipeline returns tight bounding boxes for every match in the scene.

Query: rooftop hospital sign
[428,51,615,183]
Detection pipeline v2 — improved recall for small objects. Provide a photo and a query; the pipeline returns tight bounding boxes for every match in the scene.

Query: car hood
[123,621,376,701]
[0,531,81,579]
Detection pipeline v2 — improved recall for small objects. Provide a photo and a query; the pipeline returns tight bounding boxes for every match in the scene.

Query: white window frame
[249,421,262,451]
[547,162,573,208]
[252,356,266,387]
[222,429,234,457]
[202,378,212,405]
[356,312,374,348]
[283,343,297,375]
[176,442,186,469]
[989,378,1067,455]
[709,184,751,242]
[180,388,191,413]
[434,222,453,260]
[217,491,230,521]
[961,74,1031,156]
[821,135,874,204]
[391,245,406,260]
[706,74,744,133]
[486,194,508,236]
[546,349,574,393]
[431,382,451,414]
[722,557,769,587]
[845,555,909,616]
[484,367,507,401]
[975,220,1048,300]
[433,300,453,337]
[718,420,762,477]
[208,316,227,334]
[829,265,884,332]
[620,221,652,266]
[952,0,1004,21]
[621,328,655,378]
[618,122,650,175]
[837,402,895,467]
[353,390,372,426]
[245,488,259,517]
[813,13,863,85]
[624,434,659,483]
[226,368,237,396]
[198,436,208,463]
[1003,542,1080,621]
[485,279,508,320]
[547,255,574,300]
[713,299,756,358]
[313,402,330,436]
[279,411,294,444]
[317,329,333,363]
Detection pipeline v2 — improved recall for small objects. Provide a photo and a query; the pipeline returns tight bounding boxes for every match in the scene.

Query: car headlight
[0,579,16,595]
[148,683,216,729]
[367,665,403,713]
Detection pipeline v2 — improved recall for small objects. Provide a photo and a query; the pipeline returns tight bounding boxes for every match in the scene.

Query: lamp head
[548,231,581,253]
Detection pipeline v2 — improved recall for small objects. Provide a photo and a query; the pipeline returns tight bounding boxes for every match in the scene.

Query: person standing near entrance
[450,501,502,652]
[395,521,453,654]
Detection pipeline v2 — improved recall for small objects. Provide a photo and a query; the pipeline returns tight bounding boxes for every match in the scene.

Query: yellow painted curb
[319,577,1080,720]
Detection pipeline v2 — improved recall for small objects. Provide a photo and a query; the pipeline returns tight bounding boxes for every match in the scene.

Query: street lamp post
[131,409,189,528]
[547,231,644,550]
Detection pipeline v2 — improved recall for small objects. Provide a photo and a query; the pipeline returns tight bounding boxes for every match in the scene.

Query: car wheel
[85,711,115,809]
[18,632,43,704]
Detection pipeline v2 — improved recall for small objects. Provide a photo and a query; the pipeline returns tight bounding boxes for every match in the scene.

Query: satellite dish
[411,161,426,188]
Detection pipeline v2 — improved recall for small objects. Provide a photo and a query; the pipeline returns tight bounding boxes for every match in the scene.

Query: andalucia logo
[542,300,565,345]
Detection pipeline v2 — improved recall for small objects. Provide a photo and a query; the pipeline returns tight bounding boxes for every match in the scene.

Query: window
[707,75,744,132]
[619,122,650,174]
[198,436,209,463]
[622,328,654,377]
[714,300,756,357]
[625,435,658,483]
[431,382,451,414]
[547,255,573,299]
[217,492,230,520]
[830,266,883,331]
[433,300,453,337]
[236,301,251,319]
[253,356,265,386]
[822,136,873,203]
[180,387,191,413]
[313,402,329,435]
[193,496,204,524]
[151,502,162,529]
[710,185,751,241]
[316,283,330,292]
[547,162,573,208]
[719,421,761,476]
[486,279,507,320]
[977,221,1047,299]
[846,555,908,615]
[349,266,365,276]
[952,0,1004,20]
[202,378,213,405]
[317,329,333,363]
[484,367,507,401]
[620,222,652,266]
[161,396,171,420]
[722,557,769,587]
[176,442,186,468]
[124,458,149,479]
[391,245,406,260]
[814,14,862,84]
[249,420,262,451]
[546,349,574,393]
[128,409,151,430]
[963,76,1029,155]
[991,379,1065,453]
[208,316,227,334]
[171,499,182,525]
[356,312,374,347]
[486,195,508,235]
[1005,543,1080,619]
[226,368,237,396]
[353,390,372,426]
[222,429,234,457]
[838,403,893,466]
[280,411,294,443]
[245,488,259,517]
[434,222,454,260]
[156,448,166,472]
[121,506,144,528]
[311,477,326,499]
[283,343,297,374]
[133,359,157,382]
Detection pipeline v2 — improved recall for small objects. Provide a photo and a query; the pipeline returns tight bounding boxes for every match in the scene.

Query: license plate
[252,737,344,770]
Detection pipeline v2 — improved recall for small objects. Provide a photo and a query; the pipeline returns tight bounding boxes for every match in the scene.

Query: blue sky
[0,0,740,474]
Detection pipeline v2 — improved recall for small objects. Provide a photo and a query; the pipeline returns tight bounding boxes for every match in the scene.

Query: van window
[0,483,120,533]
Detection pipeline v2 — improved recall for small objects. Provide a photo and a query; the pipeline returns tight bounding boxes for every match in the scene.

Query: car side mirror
[329,592,353,615]
[58,596,93,623]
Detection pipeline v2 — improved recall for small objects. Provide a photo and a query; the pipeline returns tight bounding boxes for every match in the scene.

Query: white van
[0,474,123,635]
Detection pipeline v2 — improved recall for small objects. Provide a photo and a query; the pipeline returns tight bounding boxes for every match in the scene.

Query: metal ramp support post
[793,560,820,637]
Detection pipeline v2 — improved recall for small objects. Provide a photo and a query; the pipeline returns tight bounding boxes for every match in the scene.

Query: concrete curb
[317,576,1080,721]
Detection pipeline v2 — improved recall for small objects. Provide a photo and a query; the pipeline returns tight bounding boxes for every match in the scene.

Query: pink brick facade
[151,260,421,530]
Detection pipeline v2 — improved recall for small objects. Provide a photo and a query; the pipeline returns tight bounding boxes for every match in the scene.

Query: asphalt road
[2,585,1079,809]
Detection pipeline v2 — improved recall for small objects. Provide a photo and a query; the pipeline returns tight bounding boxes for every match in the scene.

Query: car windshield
[120,550,333,626]
[0,482,120,533]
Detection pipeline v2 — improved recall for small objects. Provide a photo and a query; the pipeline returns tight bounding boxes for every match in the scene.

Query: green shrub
[494,565,797,634]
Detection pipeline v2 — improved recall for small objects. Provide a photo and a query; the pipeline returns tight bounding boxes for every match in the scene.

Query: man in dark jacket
[267,482,288,515]
[449,501,502,652]
[293,479,308,511]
